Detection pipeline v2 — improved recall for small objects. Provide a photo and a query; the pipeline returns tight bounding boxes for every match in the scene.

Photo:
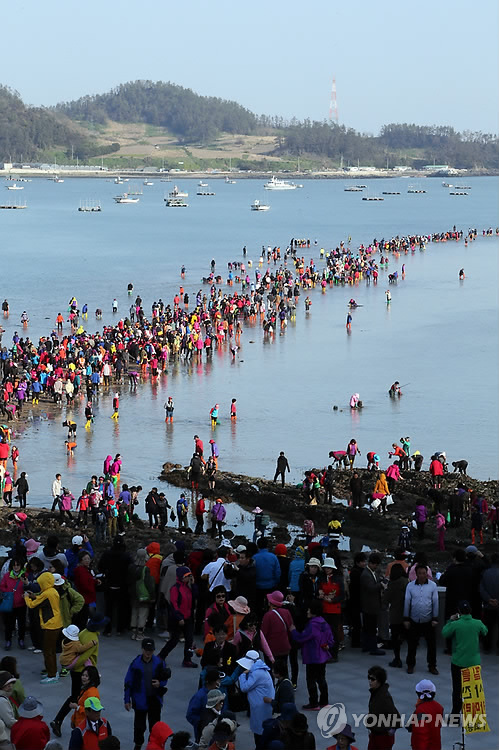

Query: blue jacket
[65,541,94,580]
[124,654,169,711]
[239,659,275,733]
[288,558,305,591]
[186,686,208,739]
[253,549,281,590]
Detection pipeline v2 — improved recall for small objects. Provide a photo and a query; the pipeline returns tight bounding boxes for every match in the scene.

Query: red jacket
[261,606,293,657]
[11,716,50,750]
[429,459,444,477]
[410,699,443,750]
[71,717,111,750]
[73,565,97,604]
[145,721,173,749]
[0,572,25,608]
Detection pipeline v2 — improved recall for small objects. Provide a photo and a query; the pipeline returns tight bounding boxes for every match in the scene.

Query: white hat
[236,649,259,671]
[62,625,80,641]
[18,696,43,719]
[235,545,247,553]
[306,557,322,568]
[52,574,65,587]
[251,507,263,514]
[415,679,436,698]
[322,557,337,570]
[72,535,83,546]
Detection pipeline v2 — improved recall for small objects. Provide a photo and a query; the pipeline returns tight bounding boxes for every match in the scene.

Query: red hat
[275,544,287,556]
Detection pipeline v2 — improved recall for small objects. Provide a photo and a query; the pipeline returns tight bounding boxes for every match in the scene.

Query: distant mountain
[56,80,258,143]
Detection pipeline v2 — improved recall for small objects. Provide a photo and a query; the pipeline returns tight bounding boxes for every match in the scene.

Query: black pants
[349,605,362,647]
[482,608,499,651]
[3,606,26,642]
[73,603,89,630]
[406,620,437,669]
[305,662,328,706]
[28,608,43,649]
[273,470,285,487]
[159,617,193,663]
[390,623,404,661]
[451,662,463,717]
[18,492,27,508]
[289,643,299,685]
[54,671,82,724]
[194,515,204,534]
[104,588,130,635]
[210,520,223,538]
[133,697,162,746]
[362,612,379,652]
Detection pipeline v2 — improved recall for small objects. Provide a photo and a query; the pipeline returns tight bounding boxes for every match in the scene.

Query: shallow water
[1,175,498,535]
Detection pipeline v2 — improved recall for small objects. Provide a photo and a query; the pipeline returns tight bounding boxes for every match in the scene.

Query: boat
[442,182,453,188]
[163,185,188,199]
[114,193,139,204]
[0,201,27,209]
[78,200,102,212]
[263,175,297,190]
[143,180,154,186]
[165,196,188,207]
[356,184,367,188]
[127,186,143,196]
[250,199,270,211]
[50,175,64,183]
[454,185,471,190]
[197,189,215,196]
[6,184,24,190]
[198,180,208,188]
[225,176,236,184]
[114,177,124,184]
[344,186,364,192]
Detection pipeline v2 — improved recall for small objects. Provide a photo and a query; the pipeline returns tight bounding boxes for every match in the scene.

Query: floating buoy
[333,405,339,411]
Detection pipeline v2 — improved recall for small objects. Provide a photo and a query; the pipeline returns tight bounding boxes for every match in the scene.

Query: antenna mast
[329,76,338,124]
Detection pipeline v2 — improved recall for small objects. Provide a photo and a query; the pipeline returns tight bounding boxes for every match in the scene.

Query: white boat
[225,176,236,184]
[454,185,471,190]
[6,184,24,190]
[114,193,139,204]
[251,199,270,211]
[198,180,208,187]
[114,177,124,184]
[50,175,64,183]
[78,200,102,212]
[164,185,188,199]
[143,180,154,186]
[442,182,453,188]
[263,175,297,191]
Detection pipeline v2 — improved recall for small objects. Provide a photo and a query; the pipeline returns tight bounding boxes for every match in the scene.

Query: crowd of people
[0,509,496,749]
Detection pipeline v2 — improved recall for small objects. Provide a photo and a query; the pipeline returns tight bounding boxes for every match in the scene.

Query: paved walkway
[9,631,498,749]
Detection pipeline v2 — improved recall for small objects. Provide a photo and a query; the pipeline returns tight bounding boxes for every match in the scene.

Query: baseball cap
[235,545,247,553]
[84,697,104,711]
[72,535,83,546]
[141,637,155,651]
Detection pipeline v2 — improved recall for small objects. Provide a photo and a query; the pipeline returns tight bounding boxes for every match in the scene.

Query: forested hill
[56,80,258,142]
[0,85,82,160]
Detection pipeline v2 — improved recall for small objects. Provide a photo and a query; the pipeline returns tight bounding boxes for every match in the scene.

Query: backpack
[136,567,150,603]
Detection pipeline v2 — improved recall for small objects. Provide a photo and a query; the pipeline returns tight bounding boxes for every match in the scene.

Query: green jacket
[442,614,488,667]
[58,581,84,627]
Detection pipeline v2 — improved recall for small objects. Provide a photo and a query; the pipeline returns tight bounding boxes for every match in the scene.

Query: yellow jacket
[24,572,63,630]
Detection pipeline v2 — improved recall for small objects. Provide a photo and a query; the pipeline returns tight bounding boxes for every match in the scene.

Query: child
[65,440,77,456]
[398,524,412,552]
[59,625,97,671]
[3,471,13,506]
[230,398,237,420]
[10,445,19,468]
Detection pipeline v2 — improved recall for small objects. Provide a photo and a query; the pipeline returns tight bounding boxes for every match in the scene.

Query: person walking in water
[273,452,290,487]
[112,299,118,313]
[111,393,119,420]
[164,397,174,423]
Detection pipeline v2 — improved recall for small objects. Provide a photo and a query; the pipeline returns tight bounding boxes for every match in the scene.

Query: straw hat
[228,596,250,615]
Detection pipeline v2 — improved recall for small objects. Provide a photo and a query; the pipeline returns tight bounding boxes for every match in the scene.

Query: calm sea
[1,175,498,531]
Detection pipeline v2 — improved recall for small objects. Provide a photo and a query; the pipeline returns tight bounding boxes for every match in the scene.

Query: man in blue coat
[124,637,170,750]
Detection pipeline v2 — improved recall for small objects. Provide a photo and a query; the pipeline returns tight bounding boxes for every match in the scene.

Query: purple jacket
[211,502,226,522]
[415,505,427,523]
[291,615,334,664]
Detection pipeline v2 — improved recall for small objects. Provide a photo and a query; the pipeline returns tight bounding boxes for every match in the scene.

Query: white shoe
[33,649,42,654]
[27,646,35,651]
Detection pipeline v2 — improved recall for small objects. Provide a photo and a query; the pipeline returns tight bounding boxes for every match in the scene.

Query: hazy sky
[5,0,498,134]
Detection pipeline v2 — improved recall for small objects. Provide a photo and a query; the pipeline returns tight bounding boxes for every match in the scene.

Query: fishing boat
[225,176,236,184]
[197,188,215,196]
[165,196,188,207]
[163,185,188,199]
[250,199,270,211]
[51,175,64,183]
[143,180,154,186]
[6,184,23,190]
[449,192,468,196]
[344,186,363,192]
[362,195,384,201]
[198,180,208,187]
[114,193,139,204]
[114,177,125,184]
[356,184,367,188]
[263,175,297,190]
[454,185,471,190]
[442,182,453,188]
[382,191,401,195]
[78,200,102,212]
[0,201,27,209]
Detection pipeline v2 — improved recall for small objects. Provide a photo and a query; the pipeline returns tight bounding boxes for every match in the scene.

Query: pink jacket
[386,464,400,481]
[0,572,25,608]
[436,514,446,530]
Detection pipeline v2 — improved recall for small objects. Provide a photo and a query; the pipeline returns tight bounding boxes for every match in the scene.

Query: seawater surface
[1,175,498,532]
